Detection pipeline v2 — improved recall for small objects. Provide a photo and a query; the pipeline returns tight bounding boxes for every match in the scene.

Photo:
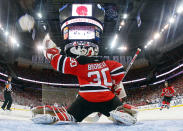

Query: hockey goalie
[31,35,138,125]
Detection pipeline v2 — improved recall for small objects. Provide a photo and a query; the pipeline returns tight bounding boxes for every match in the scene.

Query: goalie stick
[123,48,141,80]
[117,48,141,100]
[115,48,141,98]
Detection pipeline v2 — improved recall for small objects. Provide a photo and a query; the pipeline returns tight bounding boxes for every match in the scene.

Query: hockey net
[42,84,78,107]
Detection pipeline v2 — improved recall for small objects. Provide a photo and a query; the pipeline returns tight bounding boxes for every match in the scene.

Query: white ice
[0,105,183,131]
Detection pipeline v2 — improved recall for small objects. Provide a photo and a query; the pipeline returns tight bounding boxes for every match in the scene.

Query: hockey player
[32,35,138,125]
[160,81,175,110]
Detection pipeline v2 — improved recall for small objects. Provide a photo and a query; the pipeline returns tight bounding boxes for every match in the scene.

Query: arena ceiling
[0,0,183,68]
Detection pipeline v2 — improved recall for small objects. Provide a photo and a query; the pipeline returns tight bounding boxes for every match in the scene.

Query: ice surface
[0,119,182,131]
[138,106,183,121]
[0,106,183,131]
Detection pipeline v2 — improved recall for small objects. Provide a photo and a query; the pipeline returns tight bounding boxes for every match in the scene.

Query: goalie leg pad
[31,114,57,124]
[110,110,137,125]
[32,105,67,115]
[122,104,138,117]
[56,112,75,122]
[116,104,138,117]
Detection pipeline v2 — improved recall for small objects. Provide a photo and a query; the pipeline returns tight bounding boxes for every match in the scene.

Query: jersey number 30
[88,68,112,86]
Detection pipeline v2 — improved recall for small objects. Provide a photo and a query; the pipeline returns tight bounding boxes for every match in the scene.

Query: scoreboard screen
[68,26,95,40]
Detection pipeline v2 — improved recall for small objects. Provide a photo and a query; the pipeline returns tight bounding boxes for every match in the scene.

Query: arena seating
[124,75,183,106]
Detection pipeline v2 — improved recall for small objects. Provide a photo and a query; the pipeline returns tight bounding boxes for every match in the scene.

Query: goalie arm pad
[42,34,79,75]
[105,60,126,84]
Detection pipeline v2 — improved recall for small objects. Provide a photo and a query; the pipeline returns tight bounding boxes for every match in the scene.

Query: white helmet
[64,41,99,57]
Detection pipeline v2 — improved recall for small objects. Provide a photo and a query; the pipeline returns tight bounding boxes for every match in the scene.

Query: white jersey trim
[79,89,110,93]
[57,55,62,71]
[62,57,67,74]
[110,66,123,73]
[111,72,126,76]
[80,84,111,89]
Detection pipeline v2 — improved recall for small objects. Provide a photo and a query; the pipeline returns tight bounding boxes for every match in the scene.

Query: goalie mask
[64,41,99,57]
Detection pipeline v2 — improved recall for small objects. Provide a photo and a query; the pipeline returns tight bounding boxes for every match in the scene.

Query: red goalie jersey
[161,86,175,97]
[51,55,125,102]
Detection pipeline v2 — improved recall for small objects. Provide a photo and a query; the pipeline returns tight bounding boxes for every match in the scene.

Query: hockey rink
[0,105,183,131]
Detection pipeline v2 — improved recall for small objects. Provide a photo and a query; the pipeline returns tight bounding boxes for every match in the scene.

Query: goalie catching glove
[42,34,61,61]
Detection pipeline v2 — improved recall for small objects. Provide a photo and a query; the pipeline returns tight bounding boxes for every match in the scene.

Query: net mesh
[42,84,78,107]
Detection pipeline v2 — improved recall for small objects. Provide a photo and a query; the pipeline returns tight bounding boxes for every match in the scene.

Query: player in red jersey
[160,81,176,110]
[31,35,137,125]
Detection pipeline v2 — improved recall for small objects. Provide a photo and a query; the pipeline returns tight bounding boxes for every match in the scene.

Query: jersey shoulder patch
[69,57,78,67]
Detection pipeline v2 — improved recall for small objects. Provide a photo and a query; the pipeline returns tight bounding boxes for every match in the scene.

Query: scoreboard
[59,4,104,44]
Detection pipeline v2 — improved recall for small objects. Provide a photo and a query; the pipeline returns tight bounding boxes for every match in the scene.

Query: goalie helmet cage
[42,84,78,107]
